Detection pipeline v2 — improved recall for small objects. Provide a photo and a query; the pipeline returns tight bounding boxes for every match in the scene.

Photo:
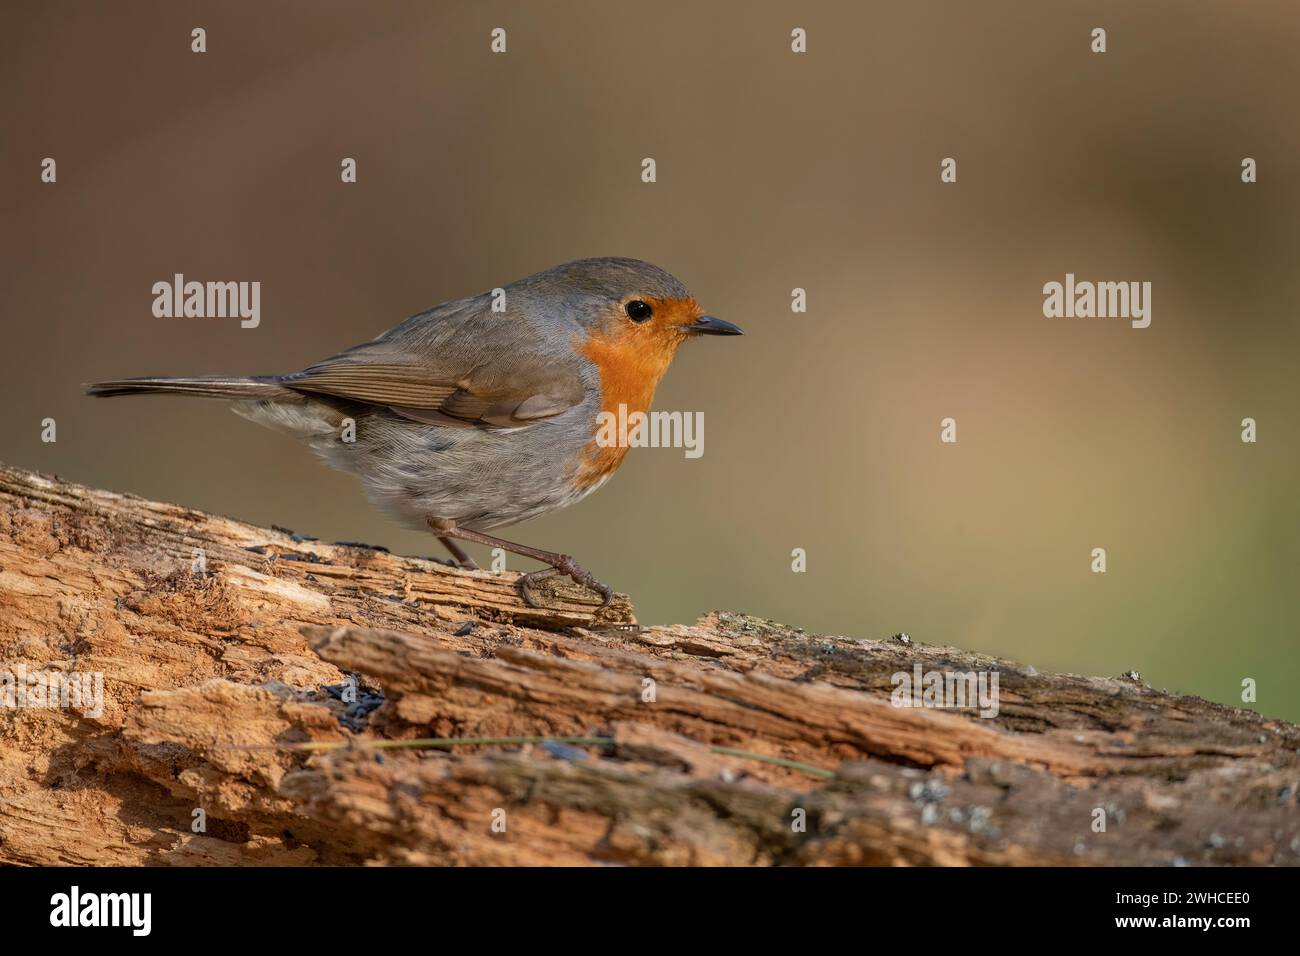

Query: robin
[86,257,743,607]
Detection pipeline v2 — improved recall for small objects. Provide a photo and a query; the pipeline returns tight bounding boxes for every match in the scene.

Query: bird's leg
[426,519,612,609]
[437,536,480,571]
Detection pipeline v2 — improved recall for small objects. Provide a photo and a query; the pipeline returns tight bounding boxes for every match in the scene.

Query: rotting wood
[1,463,1297,866]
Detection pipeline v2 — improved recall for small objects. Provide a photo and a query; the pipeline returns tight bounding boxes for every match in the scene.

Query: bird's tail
[83,375,297,400]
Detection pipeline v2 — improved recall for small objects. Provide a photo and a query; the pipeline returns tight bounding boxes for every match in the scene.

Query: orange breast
[572,296,699,489]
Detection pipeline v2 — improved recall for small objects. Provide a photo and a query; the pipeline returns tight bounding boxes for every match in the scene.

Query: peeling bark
[1,463,1297,866]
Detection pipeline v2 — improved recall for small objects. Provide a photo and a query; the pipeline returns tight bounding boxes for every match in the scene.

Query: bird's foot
[517,555,613,609]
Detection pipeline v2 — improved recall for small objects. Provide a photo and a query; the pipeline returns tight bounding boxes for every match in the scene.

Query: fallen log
[0,463,1296,865]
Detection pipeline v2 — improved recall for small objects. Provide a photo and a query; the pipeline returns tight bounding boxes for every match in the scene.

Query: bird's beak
[686,315,744,336]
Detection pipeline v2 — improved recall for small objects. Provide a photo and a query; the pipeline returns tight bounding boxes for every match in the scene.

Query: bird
[85,257,743,608]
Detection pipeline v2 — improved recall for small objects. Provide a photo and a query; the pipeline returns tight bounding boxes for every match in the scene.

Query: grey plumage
[85,257,696,532]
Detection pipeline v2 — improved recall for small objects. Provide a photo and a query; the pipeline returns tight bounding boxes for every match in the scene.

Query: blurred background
[2,1,1297,718]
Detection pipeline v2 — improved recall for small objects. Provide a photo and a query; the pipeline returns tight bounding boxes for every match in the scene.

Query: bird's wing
[279,296,588,428]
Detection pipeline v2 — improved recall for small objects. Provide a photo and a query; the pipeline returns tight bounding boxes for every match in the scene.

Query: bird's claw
[517,556,613,610]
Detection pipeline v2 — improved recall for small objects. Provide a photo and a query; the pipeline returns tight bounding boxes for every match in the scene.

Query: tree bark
[1,463,1296,866]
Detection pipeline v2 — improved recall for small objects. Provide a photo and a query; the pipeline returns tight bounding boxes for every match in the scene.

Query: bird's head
[525,257,742,394]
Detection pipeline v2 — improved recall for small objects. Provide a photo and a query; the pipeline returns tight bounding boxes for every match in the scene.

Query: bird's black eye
[625,299,653,322]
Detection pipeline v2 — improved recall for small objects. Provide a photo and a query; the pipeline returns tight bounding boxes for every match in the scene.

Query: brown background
[2,1,1298,718]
